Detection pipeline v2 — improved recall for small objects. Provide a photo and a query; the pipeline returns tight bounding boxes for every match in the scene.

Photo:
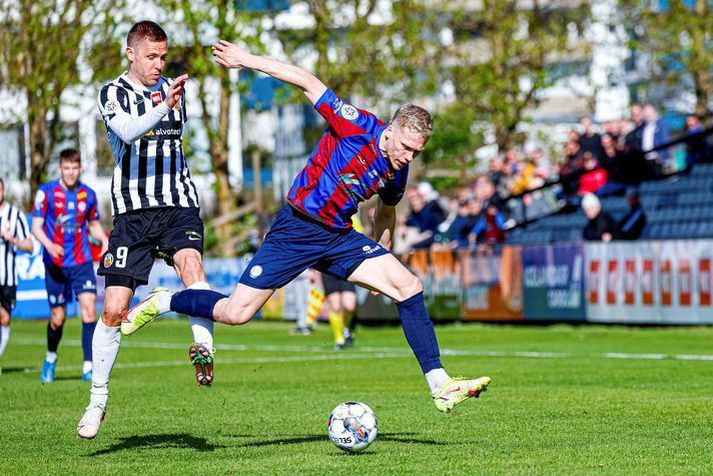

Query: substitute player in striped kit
[0,178,33,371]
[32,149,108,383]
[77,21,216,439]
[125,41,492,414]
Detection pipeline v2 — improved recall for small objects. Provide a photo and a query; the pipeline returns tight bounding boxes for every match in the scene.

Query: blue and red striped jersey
[287,88,408,229]
[33,180,100,267]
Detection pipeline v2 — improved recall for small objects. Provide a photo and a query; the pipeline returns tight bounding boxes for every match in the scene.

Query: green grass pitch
[1,318,712,474]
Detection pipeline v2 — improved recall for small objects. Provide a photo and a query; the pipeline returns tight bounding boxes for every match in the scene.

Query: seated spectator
[579,116,603,160]
[598,133,629,193]
[582,193,619,242]
[617,188,646,240]
[511,160,536,195]
[577,153,608,196]
[560,139,585,195]
[445,197,482,249]
[405,183,446,249]
[685,113,708,169]
[487,157,506,189]
[470,202,506,245]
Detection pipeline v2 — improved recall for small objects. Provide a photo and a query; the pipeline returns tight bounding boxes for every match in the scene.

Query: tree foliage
[435,0,590,151]
[0,0,121,200]
[621,0,712,116]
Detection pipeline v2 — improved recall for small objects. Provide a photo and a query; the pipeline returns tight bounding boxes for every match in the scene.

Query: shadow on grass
[86,433,227,456]
[226,432,447,448]
[1,366,35,373]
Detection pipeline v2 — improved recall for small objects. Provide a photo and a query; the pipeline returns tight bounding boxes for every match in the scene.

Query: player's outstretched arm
[374,198,396,251]
[212,40,327,106]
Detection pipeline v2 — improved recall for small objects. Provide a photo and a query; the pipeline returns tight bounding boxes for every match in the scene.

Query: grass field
[1,318,712,474]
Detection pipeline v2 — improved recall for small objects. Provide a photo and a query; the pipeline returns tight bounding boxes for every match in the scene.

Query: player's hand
[46,242,64,259]
[212,40,251,69]
[166,74,188,109]
[100,240,109,257]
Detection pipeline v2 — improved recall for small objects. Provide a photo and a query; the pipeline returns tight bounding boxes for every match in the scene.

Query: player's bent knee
[220,305,253,326]
[397,274,423,301]
[101,303,127,327]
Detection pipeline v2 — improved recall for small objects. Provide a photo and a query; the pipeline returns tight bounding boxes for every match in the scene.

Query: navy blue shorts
[239,205,389,289]
[44,261,97,308]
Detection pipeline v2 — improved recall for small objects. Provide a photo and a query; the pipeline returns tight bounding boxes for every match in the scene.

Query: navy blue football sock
[170,290,227,320]
[47,321,64,353]
[82,321,97,362]
[396,291,443,374]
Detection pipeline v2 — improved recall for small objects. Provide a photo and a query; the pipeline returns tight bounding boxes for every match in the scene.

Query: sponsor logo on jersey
[361,244,382,255]
[68,202,75,210]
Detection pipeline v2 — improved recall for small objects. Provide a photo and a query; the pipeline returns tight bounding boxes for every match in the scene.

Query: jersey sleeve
[32,184,49,218]
[314,88,381,138]
[15,209,29,241]
[87,189,100,221]
[98,83,170,144]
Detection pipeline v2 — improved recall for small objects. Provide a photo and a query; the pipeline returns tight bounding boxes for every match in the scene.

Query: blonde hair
[391,104,433,140]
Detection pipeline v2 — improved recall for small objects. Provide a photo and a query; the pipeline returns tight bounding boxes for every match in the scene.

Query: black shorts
[0,285,17,313]
[98,207,203,289]
[322,272,357,296]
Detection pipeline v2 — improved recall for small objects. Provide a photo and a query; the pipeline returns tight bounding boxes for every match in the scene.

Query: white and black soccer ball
[327,402,378,452]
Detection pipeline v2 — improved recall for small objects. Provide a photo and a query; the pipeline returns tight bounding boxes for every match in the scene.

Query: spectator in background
[405,183,446,249]
[617,188,646,240]
[598,134,629,194]
[582,193,619,242]
[444,196,481,249]
[578,116,603,160]
[487,157,506,189]
[511,160,536,195]
[685,113,708,169]
[641,103,670,175]
[577,153,608,196]
[624,103,645,153]
[560,139,584,195]
[469,202,506,245]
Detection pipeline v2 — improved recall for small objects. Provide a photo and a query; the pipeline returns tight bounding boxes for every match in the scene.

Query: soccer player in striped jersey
[125,41,492,414]
[32,149,108,383]
[0,178,33,371]
[77,21,215,439]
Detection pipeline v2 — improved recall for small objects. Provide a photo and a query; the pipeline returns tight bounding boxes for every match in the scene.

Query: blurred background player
[0,178,33,373]
[323,273,357,350]
[126,40,491,414]
[77,21,216,440]
[32,149,108,383]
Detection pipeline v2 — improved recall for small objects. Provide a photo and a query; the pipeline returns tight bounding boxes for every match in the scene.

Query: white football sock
[82,361,93,374]
[89,319,121,409]
[187,281,214,354]
[0,325,10,357]
[425,368,451,395]
[45,351,58,363]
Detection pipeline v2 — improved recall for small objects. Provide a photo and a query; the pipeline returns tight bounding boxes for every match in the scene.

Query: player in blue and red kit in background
[32,149,108,383]
[122,41,490,420]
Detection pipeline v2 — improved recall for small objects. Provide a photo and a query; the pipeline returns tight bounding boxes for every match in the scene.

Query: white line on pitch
[13,338,713,362]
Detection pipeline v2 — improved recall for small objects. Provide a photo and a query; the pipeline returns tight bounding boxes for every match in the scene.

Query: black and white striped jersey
[98,72,199,216]
[0,203,30,287]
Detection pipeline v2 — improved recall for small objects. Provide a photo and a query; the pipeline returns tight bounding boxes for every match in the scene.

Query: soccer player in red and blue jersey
[124,42,491,415]
[32,149,108,383]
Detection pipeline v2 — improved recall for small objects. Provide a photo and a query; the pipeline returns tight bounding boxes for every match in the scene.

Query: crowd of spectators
[393,103,711,254]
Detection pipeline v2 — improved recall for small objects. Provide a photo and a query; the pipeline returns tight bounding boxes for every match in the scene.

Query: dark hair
[127,21,167,48]
[59,148,81,164]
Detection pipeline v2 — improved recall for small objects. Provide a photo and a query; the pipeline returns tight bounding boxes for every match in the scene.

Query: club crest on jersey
[151,91,162,105]
[103,253,114,268]
[105,100,117,113]
[340,104,359,121]
[77,201,86,212]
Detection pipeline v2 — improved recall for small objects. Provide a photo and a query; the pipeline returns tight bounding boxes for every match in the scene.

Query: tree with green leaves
[621,0,711,117]
[0,0,120,200]
[436,0,590,151]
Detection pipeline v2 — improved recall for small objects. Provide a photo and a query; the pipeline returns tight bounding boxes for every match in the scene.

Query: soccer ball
[327,402,378,452]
